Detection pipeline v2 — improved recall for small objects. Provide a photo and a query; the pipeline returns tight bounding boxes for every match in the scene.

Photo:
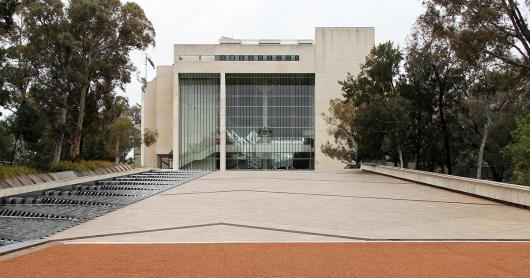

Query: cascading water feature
[0,171,209,247]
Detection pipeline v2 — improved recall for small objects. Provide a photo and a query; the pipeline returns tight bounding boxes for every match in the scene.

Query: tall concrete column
[220,73,227,171]
[172,72,180,170]
[140,91,146,166]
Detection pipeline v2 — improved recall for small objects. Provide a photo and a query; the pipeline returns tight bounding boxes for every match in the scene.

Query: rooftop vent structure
[258,39,281,45]
[219,37,314,45]
[219,37,242,44]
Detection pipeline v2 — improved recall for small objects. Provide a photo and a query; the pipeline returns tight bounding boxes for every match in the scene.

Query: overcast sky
[123,0,425,106]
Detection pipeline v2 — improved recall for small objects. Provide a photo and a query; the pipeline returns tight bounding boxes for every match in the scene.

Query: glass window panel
[226,73,315,171]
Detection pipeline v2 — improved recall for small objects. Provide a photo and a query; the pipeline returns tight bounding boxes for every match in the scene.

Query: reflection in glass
[226,73,315,170]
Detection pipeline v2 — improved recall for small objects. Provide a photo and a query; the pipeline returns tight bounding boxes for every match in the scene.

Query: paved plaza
[50,170,530,242]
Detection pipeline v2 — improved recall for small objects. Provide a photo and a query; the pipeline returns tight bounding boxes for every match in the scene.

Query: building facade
[142,27,374,171]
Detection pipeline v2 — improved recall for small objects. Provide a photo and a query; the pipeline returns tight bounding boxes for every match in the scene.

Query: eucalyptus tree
[422,0,529,71]
[338,42,411,167]
[0,0,19,86]
[402,39,442,171]
[467,70,518,179]
[67,0,155,161]
[409,11,472,175]
[509,113,530,185]
[0,0,48,164]
[420,0,530,178]
[21,0,77,163]
[0,0,19,32]
[321,99,358,168]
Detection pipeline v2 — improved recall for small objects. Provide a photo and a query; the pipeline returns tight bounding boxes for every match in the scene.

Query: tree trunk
[438,86,452,174]
[52,105,68,164]
[415,128,422,170]
[72,54,93,162]
[115,138,120,164]
[396,132,404,168]
[490,166,505,182]
[439,100,453,175]
[477,107,492,179]
[398,145,404,168]
[432,64,453,175]
[52,134,64,163]
[11,136,19,165]
[71,82,89,162]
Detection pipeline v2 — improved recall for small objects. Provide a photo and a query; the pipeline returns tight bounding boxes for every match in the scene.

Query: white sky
[124,0,425,106]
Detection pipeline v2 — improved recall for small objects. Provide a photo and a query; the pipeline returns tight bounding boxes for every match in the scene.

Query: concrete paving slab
[51,170,530,242]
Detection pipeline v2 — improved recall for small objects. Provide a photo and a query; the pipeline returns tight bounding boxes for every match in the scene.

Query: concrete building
[142,27,374,171]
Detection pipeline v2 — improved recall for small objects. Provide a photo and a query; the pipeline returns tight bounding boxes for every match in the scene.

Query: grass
[0,165,40,180]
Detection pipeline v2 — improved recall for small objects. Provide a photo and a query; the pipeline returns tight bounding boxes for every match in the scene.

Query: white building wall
[154,66,174,157]
[143,27,375,171]
[142,80,158,167]
[314,27,375,171]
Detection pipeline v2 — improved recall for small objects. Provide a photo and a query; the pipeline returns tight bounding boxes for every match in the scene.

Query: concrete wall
[314,27,374,171]
[361,163,530,207]
[155,66,174,156]
[173,44,315,74]
[141,66,174,168]
[142,79,157,167]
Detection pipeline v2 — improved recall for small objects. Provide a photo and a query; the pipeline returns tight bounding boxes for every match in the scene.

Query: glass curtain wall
[179,73,220,170]
[226,73,315,170]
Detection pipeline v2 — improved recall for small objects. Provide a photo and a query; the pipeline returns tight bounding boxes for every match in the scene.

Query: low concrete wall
[1,165,137,188]
[361,163,530,207]
[0,168,152,198]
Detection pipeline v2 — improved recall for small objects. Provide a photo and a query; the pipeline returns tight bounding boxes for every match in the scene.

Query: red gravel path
[1,243,530,277]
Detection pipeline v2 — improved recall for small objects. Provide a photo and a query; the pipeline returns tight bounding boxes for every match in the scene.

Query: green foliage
[0,119,14,162]
[0,165,39,180]
[130,104,141,125]
[49,160,116,173]
[332,42,411,167]
[341,42,403,103]
[13,100,48,144]
[422,0,530,70]
[509,113,530,186]
[326,33,528,181]
[105,117,137,163]
[0,0,19,33]
[321,99,357,167]
[143,128,158,147]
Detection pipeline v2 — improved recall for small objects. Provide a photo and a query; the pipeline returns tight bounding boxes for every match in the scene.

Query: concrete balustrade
[361,163,530,207]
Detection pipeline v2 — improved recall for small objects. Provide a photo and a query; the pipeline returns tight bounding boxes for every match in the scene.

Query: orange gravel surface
[1,243,530,277]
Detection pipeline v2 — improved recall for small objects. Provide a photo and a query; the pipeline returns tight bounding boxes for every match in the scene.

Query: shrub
[0,165,39,180]
[49,160,116,173]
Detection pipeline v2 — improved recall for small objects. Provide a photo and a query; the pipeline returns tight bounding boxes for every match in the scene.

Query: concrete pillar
[172,72,180,170]
[220,73,227,171]
[140,91,146,166]
[262,87,268,128]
